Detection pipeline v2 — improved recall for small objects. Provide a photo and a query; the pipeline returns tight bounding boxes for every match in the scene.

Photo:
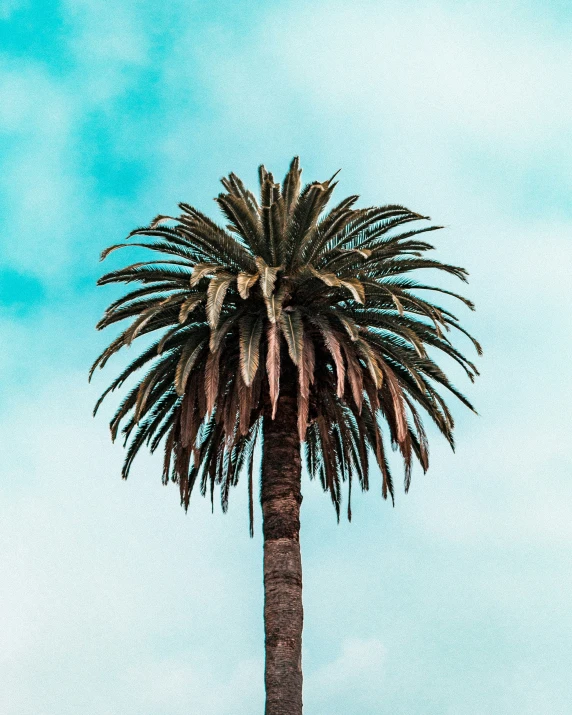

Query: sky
[1,0,571,713]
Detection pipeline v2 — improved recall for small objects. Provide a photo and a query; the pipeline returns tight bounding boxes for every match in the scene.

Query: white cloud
[263,2,572,145]
[307,638,386,712]
[0,66,82,275]
[62,0,151,104]
[65,0,149,65]
[0,376,265,714]
[119,656,262,715]
[0,0,26,19]
[0,2,153,280]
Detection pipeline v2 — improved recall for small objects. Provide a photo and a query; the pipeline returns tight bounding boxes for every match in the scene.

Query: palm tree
[91,157,480,714]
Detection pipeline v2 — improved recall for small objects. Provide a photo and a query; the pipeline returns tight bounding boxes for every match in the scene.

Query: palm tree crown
[92,157,480,530]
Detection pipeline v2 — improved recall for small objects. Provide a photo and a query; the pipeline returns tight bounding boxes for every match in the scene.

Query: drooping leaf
[297,335,315,440]
[266,321,281,419]
[337,314,360,341]
[311,267,341,287]
[342,342,363,412]
[190,263,219,286]
[204,350,220,417]
[382,363,408,444]
[237,272,259,299]
[175,340,205,395]
[239,315,263,386]
[356,338,383,388]
[125,294,184,345]
[339,277,365,304]
[279,309,304,365]
[209,314,238,352]
[150,214,176,228]
[179,294,205,323]
[265,282,288,323]
[157,325,180,354]
[255,256,281,298]
[206,272,234,328]
[311,315,346,398]
[345,248,372,258]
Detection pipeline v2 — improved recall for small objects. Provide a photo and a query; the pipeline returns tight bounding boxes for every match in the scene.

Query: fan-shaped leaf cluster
[93,158,479,530]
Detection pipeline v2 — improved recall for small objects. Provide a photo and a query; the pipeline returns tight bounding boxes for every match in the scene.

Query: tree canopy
[92,157,480,531]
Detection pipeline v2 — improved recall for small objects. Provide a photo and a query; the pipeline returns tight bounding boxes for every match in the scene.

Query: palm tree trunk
[262,389,303,715]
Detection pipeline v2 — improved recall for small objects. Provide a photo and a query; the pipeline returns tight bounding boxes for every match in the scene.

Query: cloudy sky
[1,0,571,712]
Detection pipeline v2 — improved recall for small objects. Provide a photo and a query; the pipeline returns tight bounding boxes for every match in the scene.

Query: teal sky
[1,1,571,713]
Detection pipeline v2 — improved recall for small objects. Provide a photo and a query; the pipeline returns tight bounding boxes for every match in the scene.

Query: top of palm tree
[92,157,480,531]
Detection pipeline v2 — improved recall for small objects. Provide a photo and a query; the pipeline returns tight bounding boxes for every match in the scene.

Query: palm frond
[93,157,479,524]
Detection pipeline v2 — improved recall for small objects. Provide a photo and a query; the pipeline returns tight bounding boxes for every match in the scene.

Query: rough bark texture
[262,389,303,715]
